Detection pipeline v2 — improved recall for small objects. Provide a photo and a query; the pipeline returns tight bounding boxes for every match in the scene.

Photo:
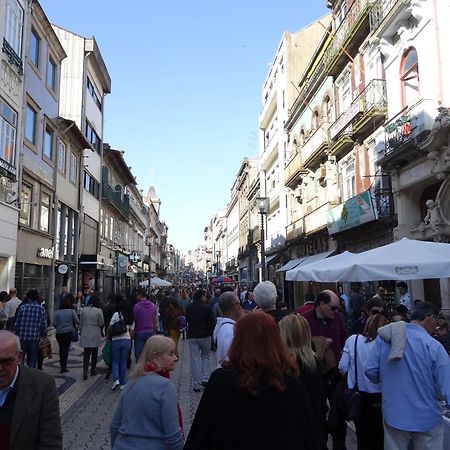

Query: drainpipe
[432,0,444,104]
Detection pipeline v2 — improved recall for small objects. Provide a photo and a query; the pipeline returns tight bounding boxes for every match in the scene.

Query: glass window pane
[47,58,56,90]
[57,139,66,172]
[25,104,36,144]
[40,192,50,232]
[44,127,53,159]
[29,29,39,66]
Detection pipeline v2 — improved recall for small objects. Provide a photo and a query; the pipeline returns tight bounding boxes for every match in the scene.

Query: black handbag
[109,313,127,337]
[337,335,361,421]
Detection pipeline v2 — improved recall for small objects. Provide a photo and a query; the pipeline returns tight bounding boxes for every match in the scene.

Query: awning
[277,257,308,272]
[282,251,334,277]
[255,253,279,269]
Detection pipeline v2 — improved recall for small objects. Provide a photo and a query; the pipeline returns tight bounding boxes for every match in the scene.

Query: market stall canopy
[211,275,233,284]
[286,239,450,282]
[278,251,333,272]
[139,277,172,287]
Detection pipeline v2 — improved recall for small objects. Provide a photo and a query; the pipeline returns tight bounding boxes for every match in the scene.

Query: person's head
[396,281,408,294]
[26,289,39,302]
[132,335,177,377]
[225,312,298,395]
[193,289,206,302]
[137,288,147,300]
[366,298,384,316]
[0,291,9,303]
[83,285,89,293]
[279,314,316,372]
[60,295,74,310]
[218,292,243,320]
[363,313,389,341]
[89,294,101,308]
[392,304,408,322]
[410,301,440,334]
[214,288,221,298]
[253,281,277,311]
[76,290,83,299]
[315,290,340,320]
[376,286,385,297]
[0,330,22,389]
[9,288,17,297]
[169,298,179,309]
[245,291,254,301]
[435,321,449,337]
[61,286,68,294]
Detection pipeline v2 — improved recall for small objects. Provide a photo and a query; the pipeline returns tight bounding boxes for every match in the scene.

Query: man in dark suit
[0,330,62,450]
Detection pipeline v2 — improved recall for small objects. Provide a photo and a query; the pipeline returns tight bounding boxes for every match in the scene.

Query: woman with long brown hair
[184,312,318,450]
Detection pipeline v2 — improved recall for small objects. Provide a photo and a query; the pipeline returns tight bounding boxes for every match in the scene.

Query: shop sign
[37,247,54,259]
[0,157,17,179]
[117,255,129,274]
[129,252,141,263]
[327,190,377,235]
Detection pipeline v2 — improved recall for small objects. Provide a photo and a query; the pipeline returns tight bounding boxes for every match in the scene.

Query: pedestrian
[13,289,47,369]
[184,312,319,450]
[110,335,184,450]
[396,281,412,311]
[164,299,182,357]
[303,289,347,450]
[366,301,450,450]
[53,295,79,373]
[339,314,389,450]
[279,314,327,449]
[4,288,21,330]
[109,296,133,391]
[185,289,214,392]
[253,280,289,322]
[349,283,365,323]
[434,320,450,354]
[132,288,158,362]
[350,297,384,335]
[0,330,62,450]
[79,294,104,380]
[213,291,244,367]
[54,285,70,313]
[0,291,8,330]
[242,290,257,311]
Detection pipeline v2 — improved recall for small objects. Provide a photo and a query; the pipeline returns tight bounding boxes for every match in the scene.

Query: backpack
[177,315,187,330]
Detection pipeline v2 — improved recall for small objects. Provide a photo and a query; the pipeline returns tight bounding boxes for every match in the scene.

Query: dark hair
[410,301,438,321]
[396,281,408,290]
[395,304,408,315]
[26,289,39,302]
[438,322,449,332]
[366,298,382,311]
[60,296,74,310]
[193,289,205,301]
[89,294,101,308]
[225,312,298,395]
[169,298,179,308]
[315,290,331,307]
[0,291,9,302]
[137,288,147,298]
[363,314,389,341]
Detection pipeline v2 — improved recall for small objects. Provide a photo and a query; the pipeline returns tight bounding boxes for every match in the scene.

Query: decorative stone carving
[418,199,444,233]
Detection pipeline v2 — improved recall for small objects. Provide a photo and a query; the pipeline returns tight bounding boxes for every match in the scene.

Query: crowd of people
[0,279,449,449]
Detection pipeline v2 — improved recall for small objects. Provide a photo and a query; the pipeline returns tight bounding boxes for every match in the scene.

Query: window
[40,192,51,232]
[0,97,17,165]
[401,47,419,107]
[29,28,39,67]
[312,110,320,131]
[43,126,53,159]
[69,153,77,183]
[19,183,32,226]
[84,170,99,198]
[339,75,351,114]
[343,161,356,201]
[4,0,24,58]
[57,139,66,173]
[85,121,101,153]
[25,104,37,145]
[100,208,104,237]
[47,57,57,91]
[87,77,102,110]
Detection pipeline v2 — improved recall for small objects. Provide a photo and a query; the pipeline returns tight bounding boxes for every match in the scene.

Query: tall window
[4,0,24,57]
[47,57,57,91]
[401,47,419,107]
[57,139,66,173]
[0,97,17,165]
[19,183,32,226]
[43,126,53,159]
[87,77,102,110]
[69,153,77,183]
[40,192,51,232]
[29,28,40,67]
[25,104,37,145]
[85,121,101,153]
[312,110,320,131]
[343,161,356,201]
[339,75,351,114]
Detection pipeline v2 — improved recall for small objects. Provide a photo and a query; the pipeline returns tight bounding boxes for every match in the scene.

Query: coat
[10,365,62,450]
[79,306,104,348]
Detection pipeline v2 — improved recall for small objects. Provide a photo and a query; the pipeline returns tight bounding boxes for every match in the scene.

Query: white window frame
[0,97,17,165]
[69,152,77,183]
[341,159,356,201]
[4,0,24,57]
[39,191,51,232]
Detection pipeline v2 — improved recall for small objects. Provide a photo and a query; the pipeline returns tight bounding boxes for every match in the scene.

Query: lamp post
[256,197,269,281]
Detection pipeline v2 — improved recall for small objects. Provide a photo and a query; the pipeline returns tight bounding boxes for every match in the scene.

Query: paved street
[42,337,357,449]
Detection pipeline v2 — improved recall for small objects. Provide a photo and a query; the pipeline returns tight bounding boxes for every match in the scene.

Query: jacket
[185,301,214,339]
[133,300,157,334]
[79,306,104,348]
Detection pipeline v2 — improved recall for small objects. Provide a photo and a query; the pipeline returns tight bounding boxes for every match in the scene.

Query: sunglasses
[330,305,339,311]
[371,310,384,315]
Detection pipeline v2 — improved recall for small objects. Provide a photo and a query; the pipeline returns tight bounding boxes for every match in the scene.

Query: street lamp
[256,197,269,281]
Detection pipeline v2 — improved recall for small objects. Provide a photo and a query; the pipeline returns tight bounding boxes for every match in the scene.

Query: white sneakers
[119,384,126,391]
[111,380,120,391]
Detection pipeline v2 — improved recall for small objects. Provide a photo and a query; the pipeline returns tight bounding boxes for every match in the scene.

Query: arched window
[312,110,320,130]
[401,47,419,107]
[322,95,332,123]
[292,138,298,153]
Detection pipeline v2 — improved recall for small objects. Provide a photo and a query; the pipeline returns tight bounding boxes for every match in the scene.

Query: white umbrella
[139,277,173,287]
[286,239,450,282]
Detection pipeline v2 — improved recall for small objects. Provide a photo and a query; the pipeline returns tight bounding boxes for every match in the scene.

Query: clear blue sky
[41,0,328,252]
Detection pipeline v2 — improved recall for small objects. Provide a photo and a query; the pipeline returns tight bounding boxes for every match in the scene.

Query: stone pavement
[42,336,357,449]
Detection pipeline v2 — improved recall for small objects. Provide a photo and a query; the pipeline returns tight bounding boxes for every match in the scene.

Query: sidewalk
[44,337,356,449]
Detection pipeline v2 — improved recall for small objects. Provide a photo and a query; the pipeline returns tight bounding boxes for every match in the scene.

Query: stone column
[440,278,450,318]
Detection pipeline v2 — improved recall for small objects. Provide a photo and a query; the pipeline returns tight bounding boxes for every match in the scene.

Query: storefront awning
[255,253,279,269]
[277,257,308,272]
[278,251,334,273]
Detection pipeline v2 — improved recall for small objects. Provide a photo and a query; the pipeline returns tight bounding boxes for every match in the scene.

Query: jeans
[188,337,210,390]
[20,339,39,368]
[384,421,444,450]
[112,338,131,386]
[134,332,152,362]
[56,332,72,370]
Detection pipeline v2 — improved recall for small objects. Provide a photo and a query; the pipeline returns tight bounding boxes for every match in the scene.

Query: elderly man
[0,330,62,450]
[253,281,289,323]
[366,302,450,450]
[213,292,244,367]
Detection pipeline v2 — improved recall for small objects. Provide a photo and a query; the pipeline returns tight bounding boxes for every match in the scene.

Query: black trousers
[354,392,383,450]
[56,332,72,369]
[83,347,98,374]
[325,371,348,450]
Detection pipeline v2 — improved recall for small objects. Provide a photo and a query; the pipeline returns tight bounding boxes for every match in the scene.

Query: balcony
[325,0,374,77]
[304,201,332,234]
[286,217,305,242]
[302,127,329,168]
[2,38,23,75]
[380,99,438,168]
[329,79,387,153]
[284,154,305,189]
[102,182,130,219]
[370,0,412,36]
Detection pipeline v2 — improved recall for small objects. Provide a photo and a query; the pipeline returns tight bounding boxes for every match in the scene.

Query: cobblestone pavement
[44,337,357,449]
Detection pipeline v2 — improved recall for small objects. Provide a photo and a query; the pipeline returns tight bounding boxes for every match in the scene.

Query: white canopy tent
[139,277,173,287]
[286,239,450,282]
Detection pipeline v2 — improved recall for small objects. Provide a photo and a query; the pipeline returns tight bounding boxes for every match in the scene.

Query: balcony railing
[286,217,305,241]
[284,154,302,187]
[102,182,130,218]
[373,187,394,217]
[370,0,403,31]
[2,38,23,75]
[302,127,329,163]
[330,79,387,140]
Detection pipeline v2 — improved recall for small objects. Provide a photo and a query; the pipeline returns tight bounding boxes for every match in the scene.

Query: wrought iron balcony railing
[2,38,23,75]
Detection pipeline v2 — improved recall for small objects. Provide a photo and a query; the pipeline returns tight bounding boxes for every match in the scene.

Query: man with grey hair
[253,281,289,323]
[213,292,244,367]
[0,330,62,449]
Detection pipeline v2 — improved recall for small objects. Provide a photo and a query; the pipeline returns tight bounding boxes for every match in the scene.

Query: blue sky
[40,0,328,252]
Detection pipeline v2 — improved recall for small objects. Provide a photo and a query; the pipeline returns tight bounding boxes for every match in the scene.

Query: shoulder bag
[337,334,361,421]
[109,313,127,337]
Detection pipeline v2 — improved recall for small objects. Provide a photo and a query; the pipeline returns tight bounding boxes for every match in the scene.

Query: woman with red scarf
[110,335,184,449]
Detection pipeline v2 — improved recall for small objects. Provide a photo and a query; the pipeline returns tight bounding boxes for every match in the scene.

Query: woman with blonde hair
[279,314,327,449]
[110,335,184,450]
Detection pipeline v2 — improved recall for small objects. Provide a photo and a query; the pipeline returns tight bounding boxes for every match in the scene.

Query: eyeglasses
[371,310,384,315]
[0,356,18,366]
[329,305,339,311]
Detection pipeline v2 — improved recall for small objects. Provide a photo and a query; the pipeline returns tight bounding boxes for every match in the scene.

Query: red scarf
[144,363,183,430]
